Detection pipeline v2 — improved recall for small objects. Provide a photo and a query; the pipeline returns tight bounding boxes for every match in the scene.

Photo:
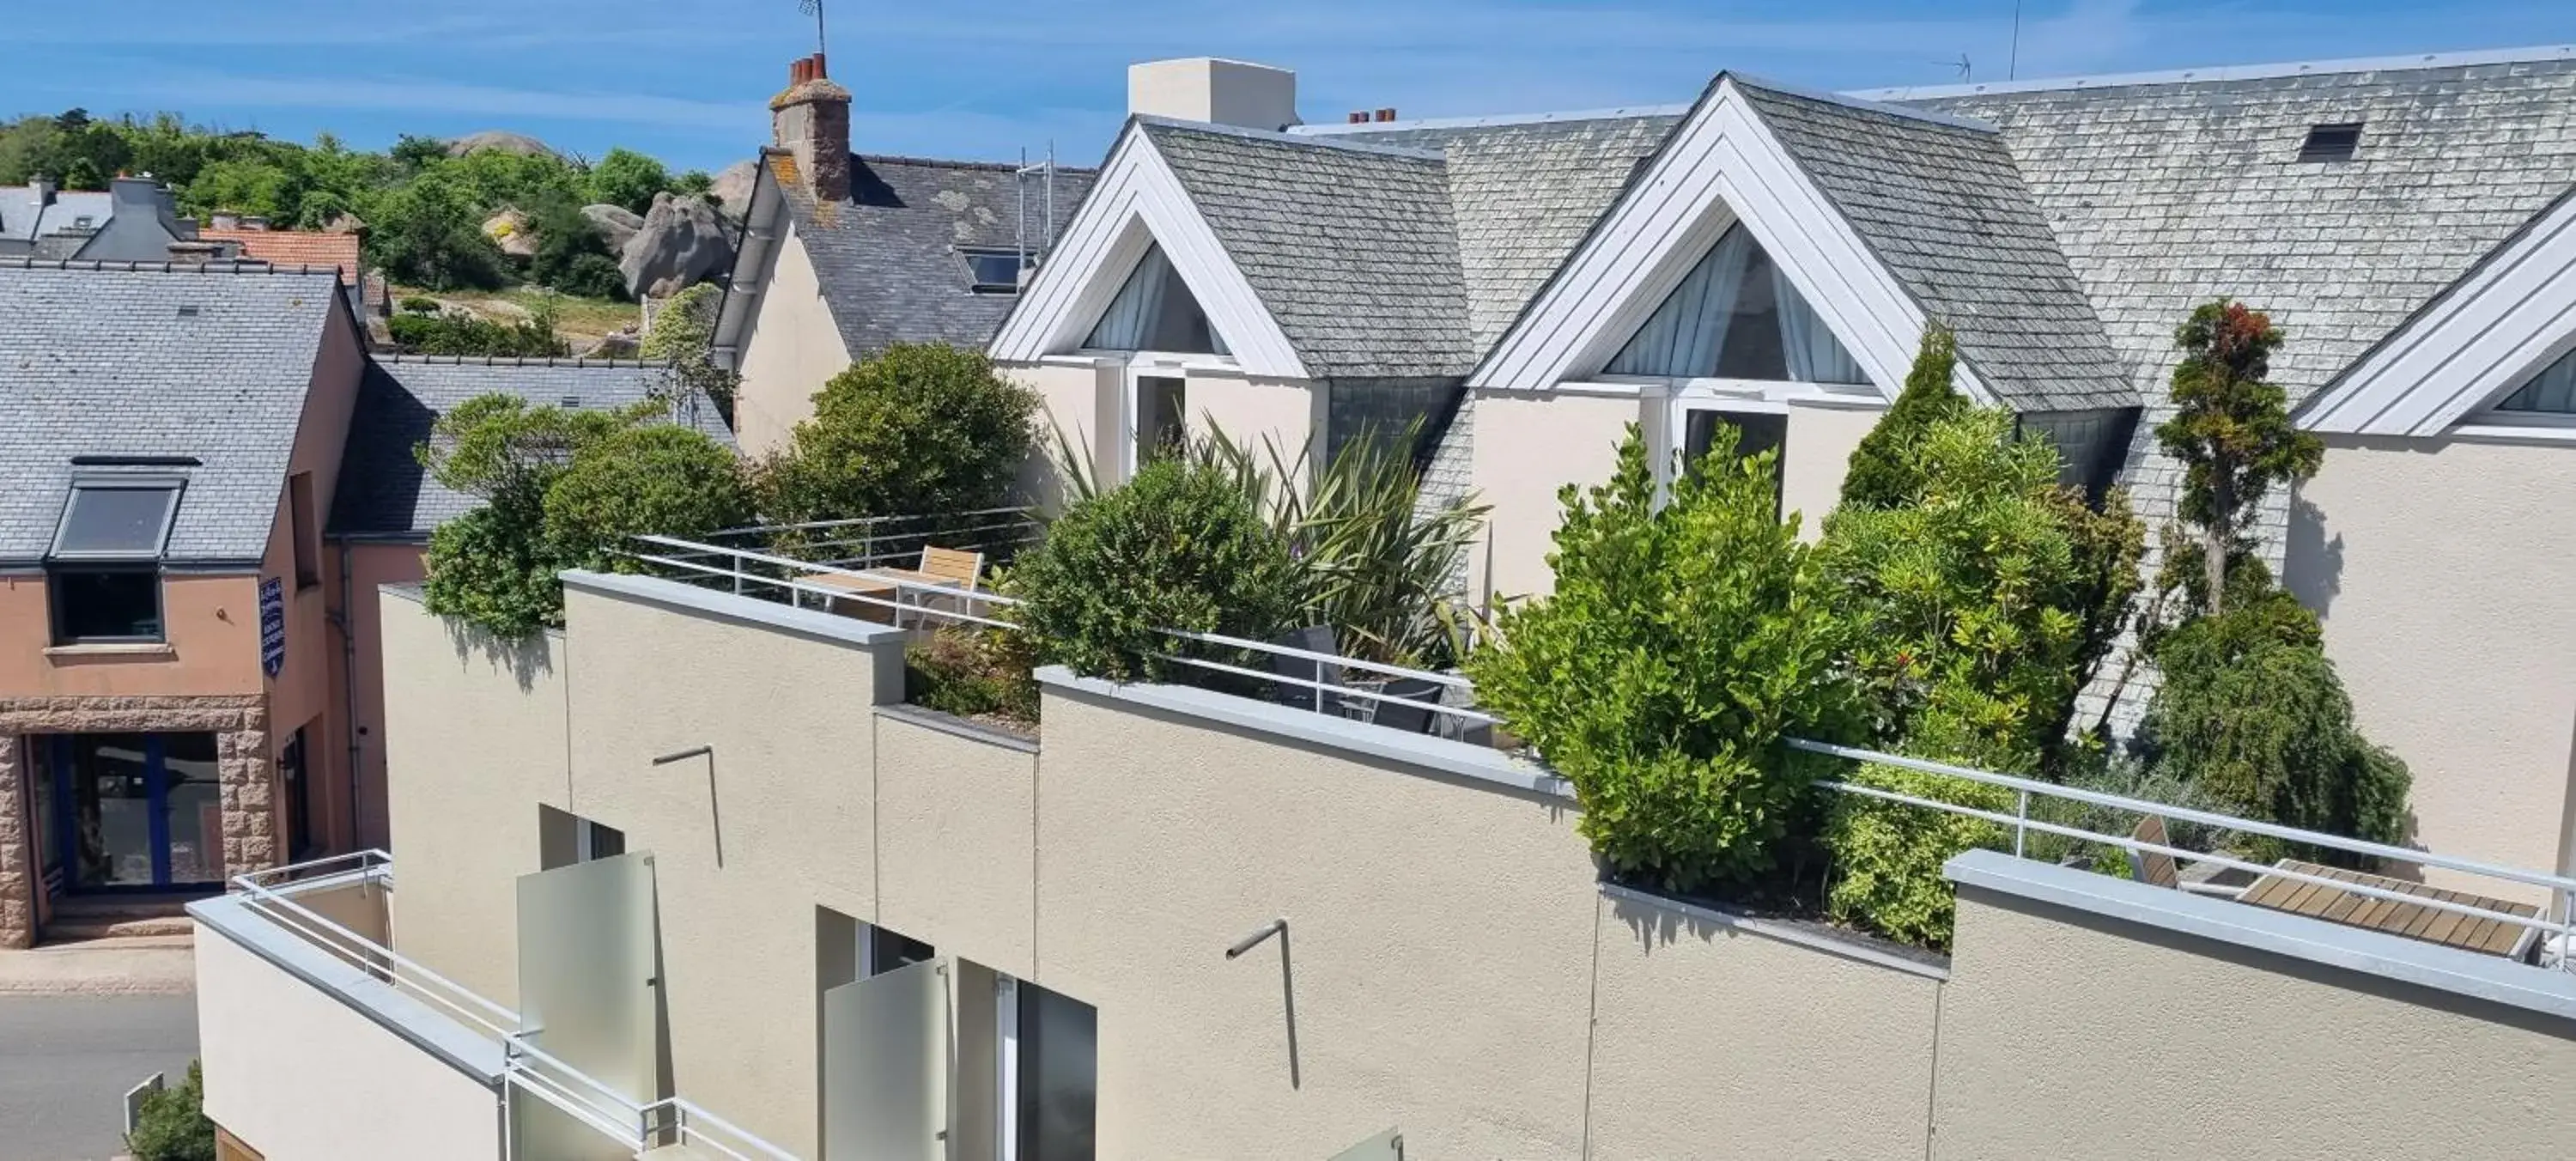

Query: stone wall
[0,695,275,948]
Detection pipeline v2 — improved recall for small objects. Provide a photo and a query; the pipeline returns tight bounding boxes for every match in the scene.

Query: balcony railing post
[2014,790,2029,858]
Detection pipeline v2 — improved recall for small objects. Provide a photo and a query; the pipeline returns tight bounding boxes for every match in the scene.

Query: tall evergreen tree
[1839,323,1968,508]
[2154,300,2323,615]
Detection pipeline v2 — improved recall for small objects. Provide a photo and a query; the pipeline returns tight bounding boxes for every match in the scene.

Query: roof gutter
[710,153,786,372]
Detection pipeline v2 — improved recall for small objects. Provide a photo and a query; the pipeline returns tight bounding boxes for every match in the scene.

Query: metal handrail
[1795,739,2576,964]
[229,855,519,1040]
[641,1097,801,1161]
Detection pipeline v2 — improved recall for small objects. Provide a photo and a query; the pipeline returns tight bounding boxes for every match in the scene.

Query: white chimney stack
[1127,58,1298,131]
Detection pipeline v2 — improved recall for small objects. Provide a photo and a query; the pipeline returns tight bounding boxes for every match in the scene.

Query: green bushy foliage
[2141,580,2409,864]
[905,622,1043,726]
[1816,408,2145,944]
[126,1060,215,1161]
[387,309,568,357]
[526,198,629,300]
[756,343,1039,525]
[587,146,675,214]
[638,283,739,420]
[419,393,744,637]
[1466,427,1854,892]
[368,173,509,290]
[2154,300,2324,617]
[1838,323,1970,510]
[398,295,442,314]
[1010,455,1305,684]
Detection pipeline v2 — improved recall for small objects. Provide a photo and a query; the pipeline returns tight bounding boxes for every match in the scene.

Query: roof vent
[2298,122,2363,163]
[561,394,583,408]
[175,304,199,317]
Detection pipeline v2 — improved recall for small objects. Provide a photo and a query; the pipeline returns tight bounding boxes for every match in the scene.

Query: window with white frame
[1607,223,1867,385]
[1083,243,1230,356]
[1675,404,1787,517]
[46,477,182,645]
[2495,346,2576,415]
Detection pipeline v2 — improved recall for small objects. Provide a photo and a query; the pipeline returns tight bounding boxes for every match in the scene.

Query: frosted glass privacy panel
[516,850,664,1109]
[507,1078,638,1161]
[823,957,951,1161]
[1329,1128,1406,1161]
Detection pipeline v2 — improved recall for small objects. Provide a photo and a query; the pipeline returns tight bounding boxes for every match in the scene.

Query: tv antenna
[2008,1,2023,80]
[798,0,828,57]
[1937,53,1973,82]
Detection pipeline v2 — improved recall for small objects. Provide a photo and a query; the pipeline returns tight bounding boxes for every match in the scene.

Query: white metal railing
[1789,739,2576,969]
[228,852,807,1158]
[625,532,1498,738]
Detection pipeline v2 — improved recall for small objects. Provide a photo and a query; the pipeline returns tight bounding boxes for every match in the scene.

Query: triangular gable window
[1084,244,1230,356]
[1606,223,1866,384]
[2496,347,2576,414]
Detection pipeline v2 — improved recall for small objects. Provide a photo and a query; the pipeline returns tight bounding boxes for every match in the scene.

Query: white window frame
[1084,349,1236,477]
[995,973,1021,1161]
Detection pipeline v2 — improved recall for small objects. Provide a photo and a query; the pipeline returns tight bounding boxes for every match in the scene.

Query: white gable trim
[990,129,1307,378]
[1473,77,1993,406]
[2300,191,2576,437]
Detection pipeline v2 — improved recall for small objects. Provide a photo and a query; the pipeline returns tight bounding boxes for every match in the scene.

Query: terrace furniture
[2239,858,2543,959]
[1351,676,1445,735]
[1268,626,1348,713]
[2126,815,2250,898]
[804,545,984,626]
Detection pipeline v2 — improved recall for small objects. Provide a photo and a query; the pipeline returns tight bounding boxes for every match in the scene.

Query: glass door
[52,732,226,891]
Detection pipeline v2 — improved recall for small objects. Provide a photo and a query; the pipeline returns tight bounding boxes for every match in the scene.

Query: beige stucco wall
[0,572,264,696]
[1188,373,1315,478]
[1468,390,1645,601]
[873,714,1036,981]
[264,299,368,835]
[379,587,568,1006]
[1004,359,1118,505]
[197,927,502,1161]
[1586,892,1939,1159]
[1033,684,1602,1159]
[1934,884,2576,1159]
[328,544,429,850]
[1782,402,1882,541]
[557,582,898,1158]
[2289,435,2576,884]
[736,222,855,459]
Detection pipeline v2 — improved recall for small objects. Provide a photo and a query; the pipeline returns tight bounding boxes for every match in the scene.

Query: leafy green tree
[1010,453,1307,684]
[366,173,507,289]
[1815,408,2145,945]
[756,343,1039,526]
[446,147,582,213]
[387,309,568,357]
[184,157,301,219]
[418,394,743,636]
[1839,323,1970,509]
[1467,427,1855,891]
[638,282,740,420]
[126,1060,215,1161]
[2155,300,2323,616]
[674,169,717,199]
[588,146,673,214]
[389,133,450,173]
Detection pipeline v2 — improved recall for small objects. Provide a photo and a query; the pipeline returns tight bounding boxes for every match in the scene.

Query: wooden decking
[2240,859,2542,958]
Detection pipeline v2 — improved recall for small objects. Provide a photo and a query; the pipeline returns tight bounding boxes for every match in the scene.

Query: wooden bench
[804,545,983,624]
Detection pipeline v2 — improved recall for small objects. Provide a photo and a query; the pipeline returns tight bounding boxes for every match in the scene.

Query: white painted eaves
[2300,186,2576,436]
[988,125,1308,378]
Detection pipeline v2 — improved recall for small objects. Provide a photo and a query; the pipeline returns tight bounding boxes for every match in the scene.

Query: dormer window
[2495,347,2576,414]
[46,477,182,645]
[2298,122,2363,163]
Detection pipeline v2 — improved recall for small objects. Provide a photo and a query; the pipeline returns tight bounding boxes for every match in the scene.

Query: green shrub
[1466,427,1854,892]
[906,622,1042,726]
[365,172,507,290]
[398,295,442,314]
[388,310,568,357]
[638,283,738,420]
[756,343,1038,526]
[543,423,754,573]
[2141,587,2410,865]
[418,393,742,636]
[587,146,674,215]
[1822,757,2012,950]
[127,1060,215,1161]
[526,198,629,299]
[1838,323,1969,510]
[1011,455,1305,684]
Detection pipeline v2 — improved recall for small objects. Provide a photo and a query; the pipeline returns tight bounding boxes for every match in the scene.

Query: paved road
[0,994,199,1161]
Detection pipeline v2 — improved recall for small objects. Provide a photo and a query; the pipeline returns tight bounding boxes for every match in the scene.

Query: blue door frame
[49,733,204,892]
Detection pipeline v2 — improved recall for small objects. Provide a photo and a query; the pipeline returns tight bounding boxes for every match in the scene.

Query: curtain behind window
[1607,226,1754,377]
[1774,267,1868,385]
[1084,246,1174,350]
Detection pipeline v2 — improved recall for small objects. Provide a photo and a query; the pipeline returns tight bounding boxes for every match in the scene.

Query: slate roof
[1140,119,1474,379]
[1733,79,2134,410]
[775,150,1097,356]
[1886,53,2576,409]
[0,260,343,566]
[0,185,113,247]
[330,357,736,539]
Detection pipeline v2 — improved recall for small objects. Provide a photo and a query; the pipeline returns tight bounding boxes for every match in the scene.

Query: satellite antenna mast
[798,0,828,57]
[2008,1,2023,81]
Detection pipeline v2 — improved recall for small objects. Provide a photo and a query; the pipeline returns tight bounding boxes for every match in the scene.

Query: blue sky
[9,1,2576,173]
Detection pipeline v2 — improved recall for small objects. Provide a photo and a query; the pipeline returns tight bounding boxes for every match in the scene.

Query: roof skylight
[2297,122,2363,162]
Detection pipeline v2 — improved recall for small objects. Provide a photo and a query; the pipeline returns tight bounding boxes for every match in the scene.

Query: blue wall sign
[259,577,287,678]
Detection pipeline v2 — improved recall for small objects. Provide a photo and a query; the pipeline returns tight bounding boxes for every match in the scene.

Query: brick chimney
[770,52,853,203]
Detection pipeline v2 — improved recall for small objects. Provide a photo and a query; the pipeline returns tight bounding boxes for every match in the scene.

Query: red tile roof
[200,228,361,284]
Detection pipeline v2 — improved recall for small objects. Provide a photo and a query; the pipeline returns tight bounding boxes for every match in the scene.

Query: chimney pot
[791,58,810,85]
[811,52,828,78]
[1348,111,1368,124]
[1374,107,1397,123]
[210,211,240,230]
[772,54,854,203]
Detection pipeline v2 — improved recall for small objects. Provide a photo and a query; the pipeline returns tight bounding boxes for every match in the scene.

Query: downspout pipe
[332,540,363,850]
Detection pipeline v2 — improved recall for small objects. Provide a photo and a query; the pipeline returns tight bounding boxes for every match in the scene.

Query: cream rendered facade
[733,218,854,459]
[2288,435,2576,889]
[185,572,2576,1161]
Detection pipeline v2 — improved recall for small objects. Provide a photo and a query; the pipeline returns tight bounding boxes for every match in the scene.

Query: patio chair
[2128,815,2184,890]
[1360,676,1446,735]
[1268,625,1346,712]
